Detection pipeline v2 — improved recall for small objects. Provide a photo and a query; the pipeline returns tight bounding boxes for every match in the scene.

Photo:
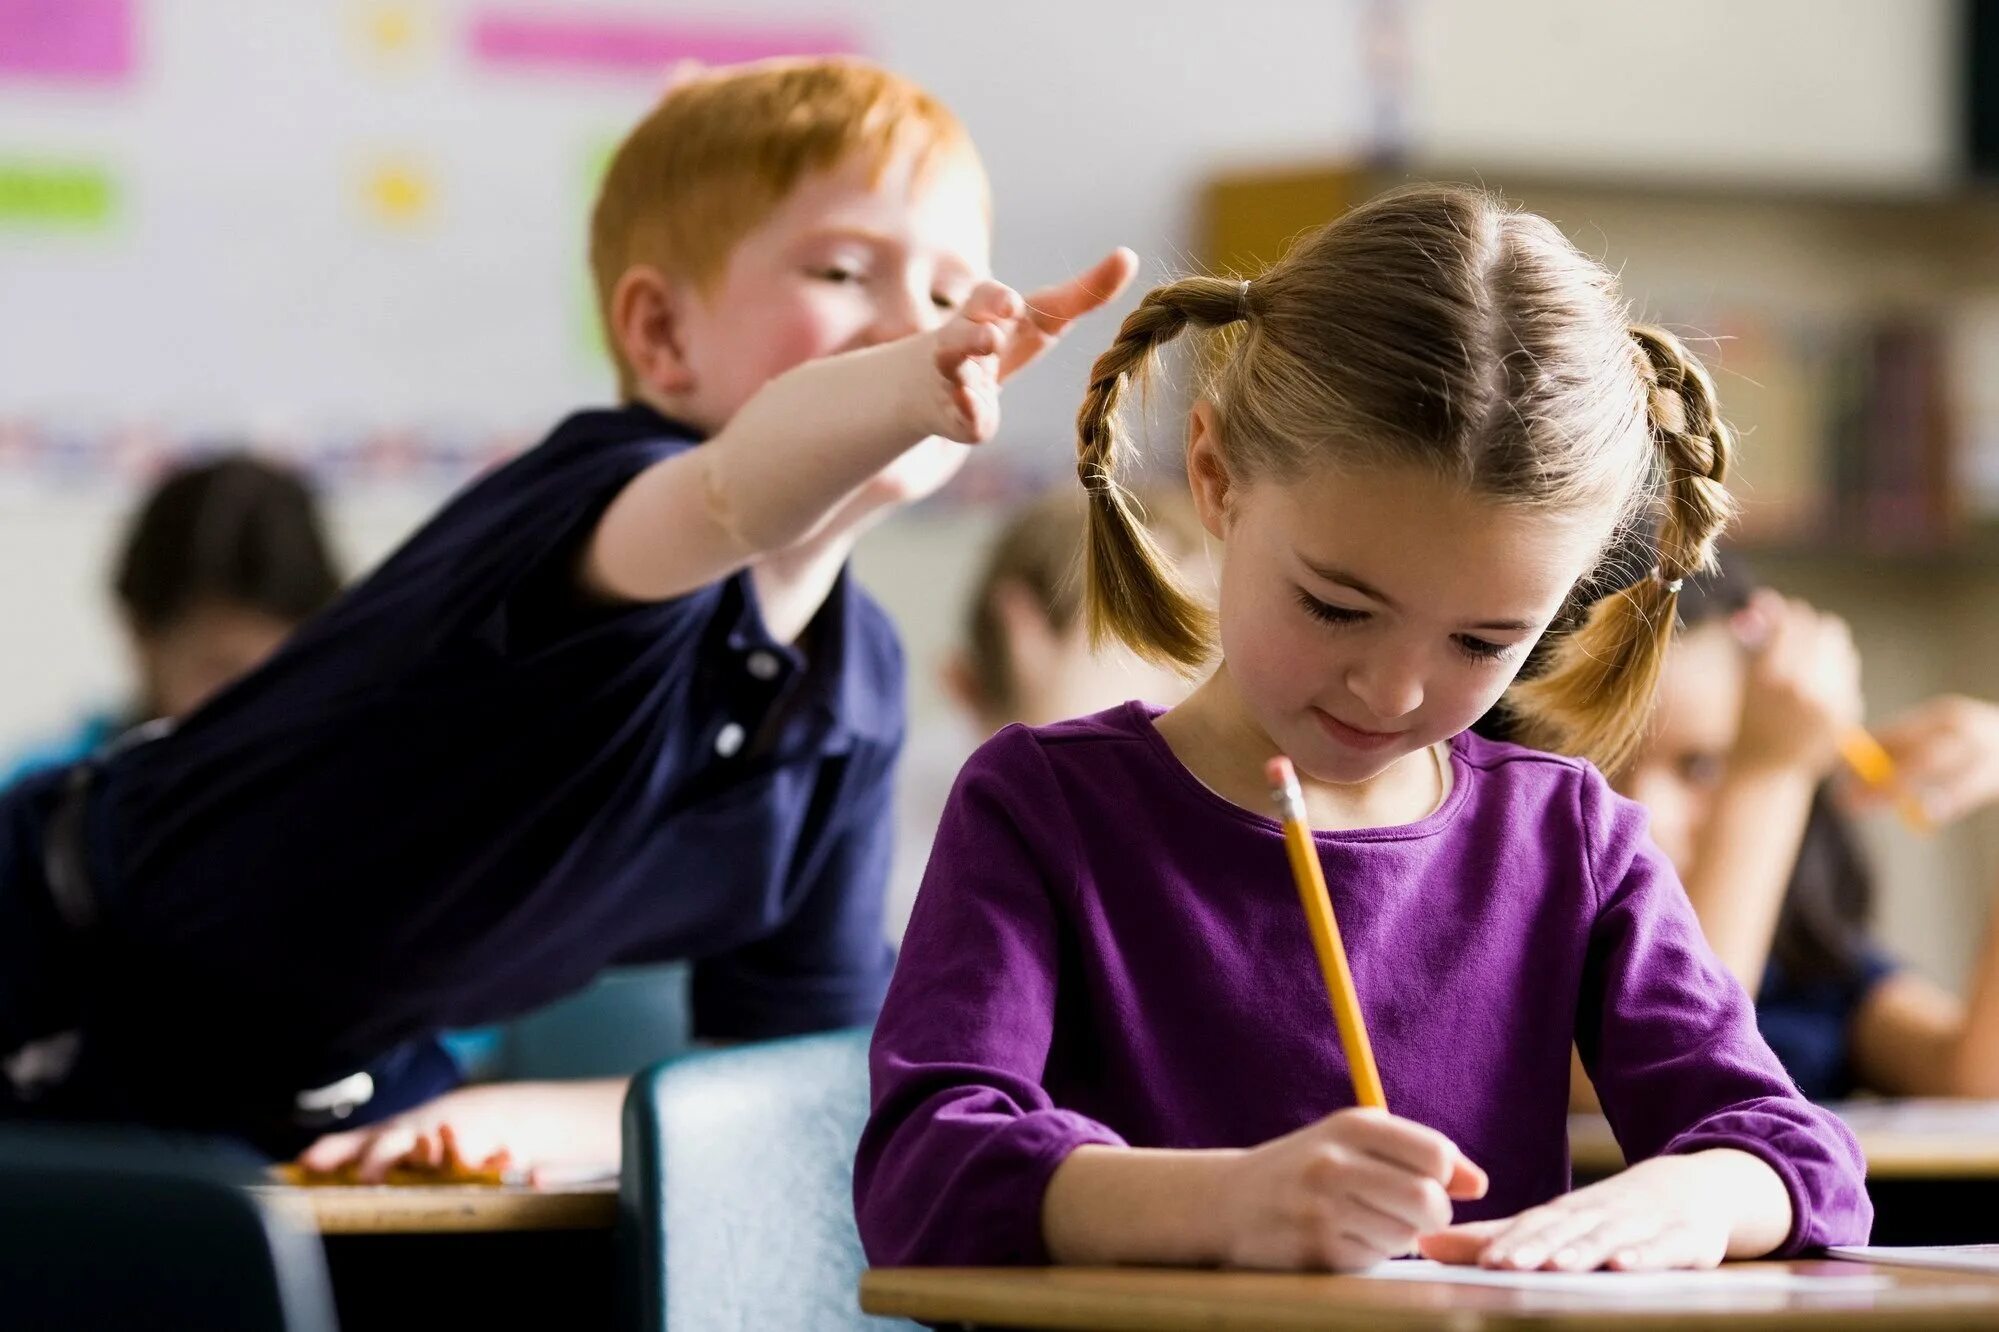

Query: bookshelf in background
[1199,163,1999,570]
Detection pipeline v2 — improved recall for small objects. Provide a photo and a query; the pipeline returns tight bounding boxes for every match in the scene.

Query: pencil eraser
[1265,756,1296,789]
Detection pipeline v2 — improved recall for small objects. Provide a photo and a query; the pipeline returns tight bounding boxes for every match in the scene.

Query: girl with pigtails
[855,185,1870,1273]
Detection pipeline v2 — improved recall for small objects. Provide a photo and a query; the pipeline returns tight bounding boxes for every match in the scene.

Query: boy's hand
[925,280,1025,443]
[1419,1154,1742,1272]
[1212,1107,1487,1270]
[880,248,1142,507]
[295,1079,623,1184]
[998,247,1140,382]
[919,248,1142,444]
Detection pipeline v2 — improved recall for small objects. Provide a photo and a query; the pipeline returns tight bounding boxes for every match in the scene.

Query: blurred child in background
[1612,559,1999,1101]
[889,486,1208,933]
[1,454,342,786]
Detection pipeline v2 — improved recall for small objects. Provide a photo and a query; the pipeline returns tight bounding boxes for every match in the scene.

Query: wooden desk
[260,1180,619,1234]
[1570,1104,1999,1180]
[862,1262,1999,1331]
[261,1184,618,1332]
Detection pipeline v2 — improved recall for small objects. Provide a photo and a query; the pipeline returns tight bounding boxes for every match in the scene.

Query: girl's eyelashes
[810,264,863,283]
[1295,589,1366,627]
[1453,634,1512,663]
[1295,587,1519,664]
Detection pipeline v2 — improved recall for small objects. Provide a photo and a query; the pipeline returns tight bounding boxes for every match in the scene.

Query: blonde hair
[1075,184,1734,773]
[589,58,983,397]
[962,487,1202,718]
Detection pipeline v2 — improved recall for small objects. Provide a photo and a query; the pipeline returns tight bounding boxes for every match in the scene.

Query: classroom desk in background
[1571,1101,1999,1245]
[862,1262,1999,1331]
[258,1182,618,1332]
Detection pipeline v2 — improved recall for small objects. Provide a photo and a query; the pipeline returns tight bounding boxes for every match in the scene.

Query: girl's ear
[1185,401,1232,540]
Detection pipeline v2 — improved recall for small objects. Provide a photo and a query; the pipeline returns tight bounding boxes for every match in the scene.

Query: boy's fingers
[936,318,1004,368]
[960,281,1024,324]
[1024,247,1139,331]
[1416,1220,1507,1266]
[356,1128,420,1183]
[296,1131,363,1173]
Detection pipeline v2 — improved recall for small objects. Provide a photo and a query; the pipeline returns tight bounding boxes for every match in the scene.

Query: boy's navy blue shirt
[72,403,902,1119]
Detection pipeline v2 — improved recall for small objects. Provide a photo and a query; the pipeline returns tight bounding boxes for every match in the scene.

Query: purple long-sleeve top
[855,702,1871,1266]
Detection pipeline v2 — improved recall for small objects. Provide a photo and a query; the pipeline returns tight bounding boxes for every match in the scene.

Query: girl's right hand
[1212,1107,1488,1270]
[1728,590,1862,778]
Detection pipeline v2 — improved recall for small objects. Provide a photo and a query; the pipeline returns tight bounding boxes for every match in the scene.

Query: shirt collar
[555,400,706,448]
[725,565,901,749]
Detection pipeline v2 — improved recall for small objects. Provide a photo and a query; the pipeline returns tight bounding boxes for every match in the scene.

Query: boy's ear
[610,265,696,396]
[1185,400,1232,541]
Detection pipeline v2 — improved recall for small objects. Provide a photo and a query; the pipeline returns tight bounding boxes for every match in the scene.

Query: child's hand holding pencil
[1208,1107,1488,1270]
[1219,757,1485,1271]
[1851,694,1999,830]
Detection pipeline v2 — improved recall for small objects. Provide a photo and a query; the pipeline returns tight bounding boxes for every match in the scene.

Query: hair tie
[1652,566,1685,595]
[1236,279,1252,320]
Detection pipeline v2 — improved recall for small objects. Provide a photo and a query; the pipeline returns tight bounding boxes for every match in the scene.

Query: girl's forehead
[1253,464,1610,619]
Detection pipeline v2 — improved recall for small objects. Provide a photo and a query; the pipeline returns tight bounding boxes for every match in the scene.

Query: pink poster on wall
[0,0,135,84]
[468,8,859,78]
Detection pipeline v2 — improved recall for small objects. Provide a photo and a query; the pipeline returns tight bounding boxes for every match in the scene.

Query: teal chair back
[0,1127,338,1332]
[618,1028,912,1331]
[501,963,693,1079]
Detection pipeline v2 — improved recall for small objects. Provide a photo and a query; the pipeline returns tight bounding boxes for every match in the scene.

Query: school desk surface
[861,1261,1999,1331]
[1570,1104,1999,1180]
[258,1180,618,1233]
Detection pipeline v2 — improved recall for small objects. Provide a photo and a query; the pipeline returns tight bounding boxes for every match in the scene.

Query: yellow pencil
[1837,728,1932,833]
[1267,755,1387,1111]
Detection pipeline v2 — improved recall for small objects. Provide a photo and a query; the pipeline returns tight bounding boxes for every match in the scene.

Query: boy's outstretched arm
[582,251,1137,627]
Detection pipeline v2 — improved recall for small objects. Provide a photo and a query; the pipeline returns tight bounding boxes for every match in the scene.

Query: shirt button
[746,650,781,681]
[714,722,746,758]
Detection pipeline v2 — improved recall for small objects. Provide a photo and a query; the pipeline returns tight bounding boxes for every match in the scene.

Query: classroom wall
[2,1,1989,983]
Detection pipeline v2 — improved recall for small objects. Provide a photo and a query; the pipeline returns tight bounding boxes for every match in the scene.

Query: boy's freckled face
[1214,464,1603,785]
[671,144,992,429]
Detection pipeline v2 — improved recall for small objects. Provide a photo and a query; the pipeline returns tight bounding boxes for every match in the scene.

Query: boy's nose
[862,283,936,346]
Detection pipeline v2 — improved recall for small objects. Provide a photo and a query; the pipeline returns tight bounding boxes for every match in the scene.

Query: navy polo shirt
[71,404,903,1118]
[1755,949,1898,1102]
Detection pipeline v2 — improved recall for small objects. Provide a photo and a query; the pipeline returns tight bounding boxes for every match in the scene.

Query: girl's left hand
[1417,1156,1733,1272]
[1861,694,1999,827]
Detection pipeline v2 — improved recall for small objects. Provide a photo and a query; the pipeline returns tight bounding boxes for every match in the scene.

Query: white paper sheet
[1359,1259,1892,1295]
[1829,1244,1999,1274]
